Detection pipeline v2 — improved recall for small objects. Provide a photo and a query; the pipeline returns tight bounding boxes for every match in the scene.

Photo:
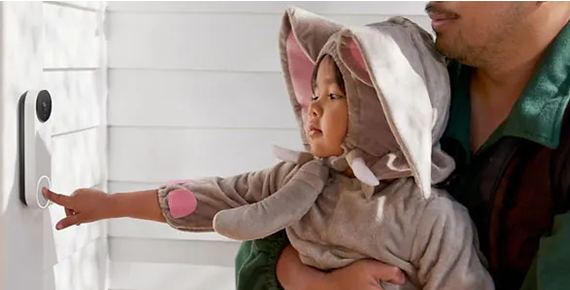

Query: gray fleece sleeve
[410,196,495,290]
[157,161,300,232]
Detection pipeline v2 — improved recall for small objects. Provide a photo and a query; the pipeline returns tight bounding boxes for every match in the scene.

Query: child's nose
[308,102,322,118]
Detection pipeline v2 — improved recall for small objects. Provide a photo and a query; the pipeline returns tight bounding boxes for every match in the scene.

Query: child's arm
[44,161,313,233]
[42,187,166,230]
[160,159,329,240]
[157,161,301,233]
[410,196,495,290]
[109,189,166,222]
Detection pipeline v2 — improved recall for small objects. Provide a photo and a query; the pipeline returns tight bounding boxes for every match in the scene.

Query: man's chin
[434,37,448,54]
[434,36,466,62]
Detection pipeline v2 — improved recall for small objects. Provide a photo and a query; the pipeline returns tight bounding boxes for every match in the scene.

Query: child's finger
[55,214,83,230]
[42,188,73,208]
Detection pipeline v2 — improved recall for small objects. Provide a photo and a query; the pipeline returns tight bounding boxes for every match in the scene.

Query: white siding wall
[42,2,109,290]
[0,4,45,289]
[106,2,430,290]
[0,2,107,290]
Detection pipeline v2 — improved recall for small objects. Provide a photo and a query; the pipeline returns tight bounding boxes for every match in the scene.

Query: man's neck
[473,12,570,102]
[468,55,542,152]
[468,4,570,152]
[472,53,540,106]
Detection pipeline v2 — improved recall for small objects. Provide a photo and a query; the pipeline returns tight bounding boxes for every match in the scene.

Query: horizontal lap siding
[108,13,430,72]
[106,2,430,289]
[42,2,108,290]
[108,70,296,129]
[108,127,302,183]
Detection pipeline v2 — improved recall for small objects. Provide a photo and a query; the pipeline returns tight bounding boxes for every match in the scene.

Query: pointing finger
[42,188,73,208]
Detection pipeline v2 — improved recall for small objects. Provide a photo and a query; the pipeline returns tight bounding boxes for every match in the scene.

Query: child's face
[306,56,348,158]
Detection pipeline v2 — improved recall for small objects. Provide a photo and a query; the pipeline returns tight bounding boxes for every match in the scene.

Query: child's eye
[329,93,341,100]
[311,95,318,101]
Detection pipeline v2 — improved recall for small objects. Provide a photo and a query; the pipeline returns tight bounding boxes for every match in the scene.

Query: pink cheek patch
[167,189,198,219]
[163,179,192,186]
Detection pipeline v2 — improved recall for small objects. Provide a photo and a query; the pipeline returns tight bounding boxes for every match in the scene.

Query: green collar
[505,21,570,149]
[444,21,570,156]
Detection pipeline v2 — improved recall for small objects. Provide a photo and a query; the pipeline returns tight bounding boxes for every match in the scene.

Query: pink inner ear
[286,32,314,120]
[348,39,367,72]
[342,38,372,86]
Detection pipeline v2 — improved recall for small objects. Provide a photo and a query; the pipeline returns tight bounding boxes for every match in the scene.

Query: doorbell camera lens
[35,90,52,123]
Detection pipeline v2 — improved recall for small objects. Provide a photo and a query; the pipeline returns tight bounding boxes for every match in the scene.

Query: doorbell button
[36,175,51,209]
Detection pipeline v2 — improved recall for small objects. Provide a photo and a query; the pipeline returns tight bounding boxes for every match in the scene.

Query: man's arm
[277,245,406,290]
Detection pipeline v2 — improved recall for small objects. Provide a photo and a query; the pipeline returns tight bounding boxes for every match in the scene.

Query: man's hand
[322,259,406,290]
[277,245,405,290]
[43,188,113,230]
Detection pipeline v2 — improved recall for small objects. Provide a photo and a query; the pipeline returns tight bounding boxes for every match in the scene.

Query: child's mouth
[307,126,322,136]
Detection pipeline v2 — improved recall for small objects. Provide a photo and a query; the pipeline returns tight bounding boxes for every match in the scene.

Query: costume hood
[278,7,454,198]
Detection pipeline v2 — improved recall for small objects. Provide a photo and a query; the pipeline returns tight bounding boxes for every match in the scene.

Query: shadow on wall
[4,158,45,290]
[5,164,106,290]
[4,134,105,290]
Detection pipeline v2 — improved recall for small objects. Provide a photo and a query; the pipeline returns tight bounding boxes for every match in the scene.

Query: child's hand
[42,188,113,230]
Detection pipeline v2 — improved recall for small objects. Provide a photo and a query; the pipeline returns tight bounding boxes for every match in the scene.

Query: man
[235,2,570,290]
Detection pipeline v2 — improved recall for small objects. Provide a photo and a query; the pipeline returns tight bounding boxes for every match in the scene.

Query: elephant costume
[156,7,494,290]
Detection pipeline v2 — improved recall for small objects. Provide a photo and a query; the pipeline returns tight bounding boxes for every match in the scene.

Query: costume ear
[337,22,436,199]
[280,7,344,147]
[285,31,313,116]
[338,35,373,87]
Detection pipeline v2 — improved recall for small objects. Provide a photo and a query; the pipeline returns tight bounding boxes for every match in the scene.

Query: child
[45,7,494,290]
